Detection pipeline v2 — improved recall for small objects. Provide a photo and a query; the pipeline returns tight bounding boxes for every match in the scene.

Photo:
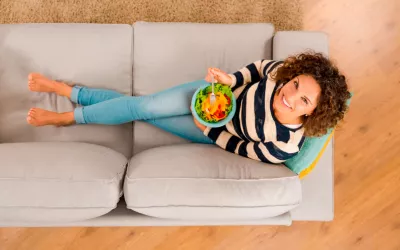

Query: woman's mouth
[282,95,292,110]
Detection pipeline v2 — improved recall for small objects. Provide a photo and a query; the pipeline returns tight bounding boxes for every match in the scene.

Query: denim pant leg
[72,80,211,143]
[146,115,214,144]
[70,86,125,106]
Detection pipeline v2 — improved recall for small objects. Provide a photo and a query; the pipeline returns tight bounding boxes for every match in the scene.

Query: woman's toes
[27,73,57,93]
[29,73,40,80]
[28,77,35,90]
[26,108,42,126]
[26,115,34,124]
[28,73,37,82]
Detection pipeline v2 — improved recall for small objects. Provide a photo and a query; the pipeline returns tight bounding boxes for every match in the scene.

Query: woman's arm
[203,127,301,164]
[228,60,279,89]
[205,60,280,88]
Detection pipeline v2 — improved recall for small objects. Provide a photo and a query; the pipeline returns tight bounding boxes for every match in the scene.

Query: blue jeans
[70,79,214,144]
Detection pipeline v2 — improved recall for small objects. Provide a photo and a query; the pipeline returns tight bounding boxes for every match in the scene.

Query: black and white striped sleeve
[204,127,301,163]
[228,60,277,89]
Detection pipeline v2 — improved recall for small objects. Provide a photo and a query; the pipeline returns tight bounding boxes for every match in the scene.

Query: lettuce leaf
[194,83,234,123]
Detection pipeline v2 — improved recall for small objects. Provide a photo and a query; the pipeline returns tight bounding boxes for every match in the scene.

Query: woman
[27,52,351,164]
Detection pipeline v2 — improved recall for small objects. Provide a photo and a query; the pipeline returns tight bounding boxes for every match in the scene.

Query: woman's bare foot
[26,108,75,127]
[28,73,72,98]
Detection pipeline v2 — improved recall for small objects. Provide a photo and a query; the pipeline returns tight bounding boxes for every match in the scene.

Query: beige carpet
[0,0,302,31]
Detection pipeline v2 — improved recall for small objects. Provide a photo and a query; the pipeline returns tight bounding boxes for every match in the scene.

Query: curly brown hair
[272,51,351,137]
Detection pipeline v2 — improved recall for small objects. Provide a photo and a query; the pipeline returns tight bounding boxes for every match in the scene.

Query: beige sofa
[0,22,332,227]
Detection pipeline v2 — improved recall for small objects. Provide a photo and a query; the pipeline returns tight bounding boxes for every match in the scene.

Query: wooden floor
[0,0,399,249]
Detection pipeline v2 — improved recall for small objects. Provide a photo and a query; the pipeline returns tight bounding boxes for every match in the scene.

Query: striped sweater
[203,60,305,164]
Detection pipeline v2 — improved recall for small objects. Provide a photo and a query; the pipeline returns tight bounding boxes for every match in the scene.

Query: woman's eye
[294,81,299,89]
[302,97,308,104]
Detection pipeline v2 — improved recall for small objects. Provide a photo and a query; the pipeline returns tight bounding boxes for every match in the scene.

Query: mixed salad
[194,83,234,123]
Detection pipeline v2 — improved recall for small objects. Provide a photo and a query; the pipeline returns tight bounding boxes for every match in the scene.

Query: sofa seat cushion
[124,144,301,221]
[0,142,127,223]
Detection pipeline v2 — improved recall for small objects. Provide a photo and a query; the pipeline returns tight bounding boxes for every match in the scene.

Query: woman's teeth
[283,96,292,109]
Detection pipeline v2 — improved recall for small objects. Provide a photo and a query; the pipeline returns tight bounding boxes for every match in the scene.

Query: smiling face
[273,74,321,124]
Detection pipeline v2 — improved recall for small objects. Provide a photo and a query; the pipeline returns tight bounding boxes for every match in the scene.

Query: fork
[210,75,216,106]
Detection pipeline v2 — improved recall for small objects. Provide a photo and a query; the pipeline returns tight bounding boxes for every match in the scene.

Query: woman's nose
[286,94,297,109]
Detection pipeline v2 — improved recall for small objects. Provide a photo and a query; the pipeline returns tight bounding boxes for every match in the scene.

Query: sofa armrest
[273,31,334,221]
[124,144,301,222]
[273,31,329,60]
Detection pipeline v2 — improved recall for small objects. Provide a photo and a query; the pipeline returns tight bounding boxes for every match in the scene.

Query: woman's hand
[193,116,207,132]
[205,68,233,86]
[190,107,207,132]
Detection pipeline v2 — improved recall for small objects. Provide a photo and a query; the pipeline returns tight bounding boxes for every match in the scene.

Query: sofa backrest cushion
[0,24,133,158]
[132,22,275,154]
